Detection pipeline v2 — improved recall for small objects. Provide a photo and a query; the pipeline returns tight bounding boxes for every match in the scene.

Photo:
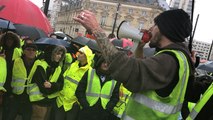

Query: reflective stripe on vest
[13,79,26,83]
[124,50,190,120]
[186,83,213,120]
[64,76,79,85]
[29,84,41,95]
[28,83,45,102]
[123,116,135,120]
[0,82,4,86]
[12,79,26,93]
[132,94,183,114]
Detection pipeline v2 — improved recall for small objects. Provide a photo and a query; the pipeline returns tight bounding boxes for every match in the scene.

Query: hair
[0,31,20,48]
[42,45,67,67]
[51,45,66,62]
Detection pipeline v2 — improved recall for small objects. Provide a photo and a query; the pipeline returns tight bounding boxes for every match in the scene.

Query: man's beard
[149,32,162,48]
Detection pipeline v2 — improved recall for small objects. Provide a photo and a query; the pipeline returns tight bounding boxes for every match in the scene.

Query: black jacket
[76,69,120,120]
[182,76,213,120]
[31,64,64,106]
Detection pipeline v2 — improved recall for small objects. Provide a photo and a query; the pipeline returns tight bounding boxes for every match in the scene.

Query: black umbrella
[0,18,16,30]
[65,34,73,40]
[14,24,47,40]
[86,40,100,52]
[35,37,70,51]
[71,36,100,52]
[71,36,90,47]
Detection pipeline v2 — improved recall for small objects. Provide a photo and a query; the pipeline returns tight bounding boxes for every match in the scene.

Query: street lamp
[43,0,50,16]
[111,3,121,36]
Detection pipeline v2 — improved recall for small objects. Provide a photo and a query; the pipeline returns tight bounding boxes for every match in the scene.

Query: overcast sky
[192,0,213,43]
[30,0,43,8]
[30,0,213,43]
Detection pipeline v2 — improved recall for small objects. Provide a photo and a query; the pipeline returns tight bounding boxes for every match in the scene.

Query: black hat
[154,9,192,42]
[22,43,37,50]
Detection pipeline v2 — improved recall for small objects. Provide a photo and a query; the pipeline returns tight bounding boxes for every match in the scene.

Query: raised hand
[73,10,102,33]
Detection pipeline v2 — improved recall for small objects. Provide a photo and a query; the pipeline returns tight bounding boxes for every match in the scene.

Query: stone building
[55,0,168,38]
[168,0,193,16]
[192,40,213,60]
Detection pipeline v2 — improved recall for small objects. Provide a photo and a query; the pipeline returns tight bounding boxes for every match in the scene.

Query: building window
[174,1,180,8]
[138,21,144,30]
[91,3,97,9]
[75,28,79,32]
[76,1,82,8]
[141,11,146,16]
[104,5,108,10]
[100,16,107,26]
[187,7,191,11]
[129,9,133,14]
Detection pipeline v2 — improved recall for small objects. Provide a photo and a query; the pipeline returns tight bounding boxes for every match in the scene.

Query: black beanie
[154,9,192,42]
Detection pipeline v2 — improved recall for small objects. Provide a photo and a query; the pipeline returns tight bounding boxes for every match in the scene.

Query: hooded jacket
[32,45,66,105]
[0,31,21,95]
[56,46,94,111]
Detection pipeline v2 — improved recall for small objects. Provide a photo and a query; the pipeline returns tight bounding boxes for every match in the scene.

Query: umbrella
[197,61,213,72]
[71,36,100,52]
[71,36,90,46]
[0,0,53,34]
[52,31,72,41]
[35,37,70,50]
[86,40,100,52]
[14,24,47,40]
[111,38,133,51]
[0,18,16,30]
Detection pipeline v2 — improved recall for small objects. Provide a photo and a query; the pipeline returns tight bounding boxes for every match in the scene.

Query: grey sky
[30,0,213,43]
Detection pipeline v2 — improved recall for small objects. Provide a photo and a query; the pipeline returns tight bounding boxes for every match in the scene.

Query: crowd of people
[0,26,132,120]
[0,8,212,120]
